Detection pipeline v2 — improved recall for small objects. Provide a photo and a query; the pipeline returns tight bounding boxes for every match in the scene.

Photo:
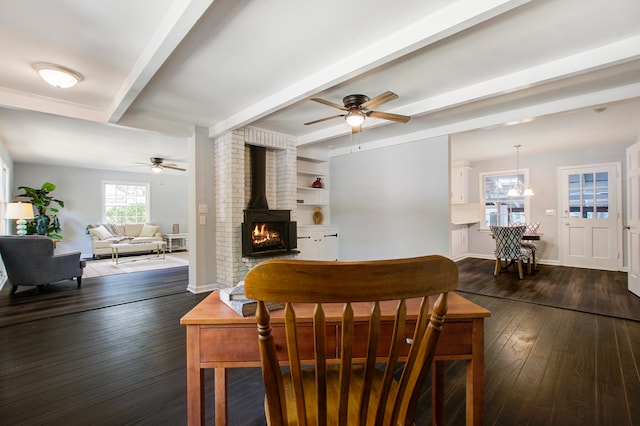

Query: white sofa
[87,223,163,259]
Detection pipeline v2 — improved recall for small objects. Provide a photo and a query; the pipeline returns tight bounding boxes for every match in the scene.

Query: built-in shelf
[297,156,325,163]
[297,156,330,226]
[298,170,326,177]
[297,187,325,191]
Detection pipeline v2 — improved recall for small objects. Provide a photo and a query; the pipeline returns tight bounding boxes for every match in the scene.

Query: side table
[164,233,189,252]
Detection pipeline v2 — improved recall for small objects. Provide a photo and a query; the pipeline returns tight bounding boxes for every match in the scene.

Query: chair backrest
[509,222,540,234]
[0,235,55,284]
[244,255,458,426]
[491,225,526,259]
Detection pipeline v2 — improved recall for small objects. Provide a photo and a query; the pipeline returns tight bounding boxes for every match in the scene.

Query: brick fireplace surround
[214,127,298,288]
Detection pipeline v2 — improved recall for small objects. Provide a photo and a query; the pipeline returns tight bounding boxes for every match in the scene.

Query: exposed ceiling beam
[208,0,532,139]
[107,0,215,123]
[327,82,640,157]
[297,35,640,146]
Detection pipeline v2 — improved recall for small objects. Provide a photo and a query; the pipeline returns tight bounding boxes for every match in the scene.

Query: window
[568,172,609,219]
[480,170,530,229]
[103,182,150,224]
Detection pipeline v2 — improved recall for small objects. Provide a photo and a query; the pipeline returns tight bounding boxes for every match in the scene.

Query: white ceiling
[0,0,639,174]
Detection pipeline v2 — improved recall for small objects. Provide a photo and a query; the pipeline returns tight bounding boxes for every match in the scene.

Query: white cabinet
[451,162,471,204]
[451,225,468,260]
[297,225,339,260]
[297,156,330,226]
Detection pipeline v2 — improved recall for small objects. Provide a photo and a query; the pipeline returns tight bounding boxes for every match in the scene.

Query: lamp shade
[6,202,35,220]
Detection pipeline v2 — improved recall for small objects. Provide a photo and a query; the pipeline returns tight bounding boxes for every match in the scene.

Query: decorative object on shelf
[313,207,324,225]
[312,177,323,188]
[507,145,534,197]
[5,202,35,235]
[173,223,180,233]
[16,182,65,239]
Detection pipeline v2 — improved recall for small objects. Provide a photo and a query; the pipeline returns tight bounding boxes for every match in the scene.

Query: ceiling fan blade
[360,91,398,110]
[304,114,345,125]
[310,98,348,111]
[162,164,186,171]
[367,110,411,123]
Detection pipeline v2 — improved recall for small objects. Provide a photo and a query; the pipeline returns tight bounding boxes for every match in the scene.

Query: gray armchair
[0,235,86,295]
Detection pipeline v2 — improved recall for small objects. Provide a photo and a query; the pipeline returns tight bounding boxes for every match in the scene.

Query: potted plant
[16,182,65,240]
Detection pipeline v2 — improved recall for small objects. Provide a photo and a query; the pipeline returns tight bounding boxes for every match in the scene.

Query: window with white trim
[103,182,150,224]
[480,170,530,229]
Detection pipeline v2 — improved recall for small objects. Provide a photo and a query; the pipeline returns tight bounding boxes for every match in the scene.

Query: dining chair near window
[491,225,532,279]
[521,222,540,270]
[243,255,458,426]
[509,222,540,271]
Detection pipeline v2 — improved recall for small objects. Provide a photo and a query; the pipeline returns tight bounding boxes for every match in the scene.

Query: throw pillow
[89,225,113,240]
[139,224,160,237]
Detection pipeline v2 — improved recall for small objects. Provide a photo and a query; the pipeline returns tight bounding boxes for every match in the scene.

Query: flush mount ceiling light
[33,62,83,88]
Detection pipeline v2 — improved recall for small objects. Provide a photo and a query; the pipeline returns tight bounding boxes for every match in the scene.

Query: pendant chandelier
[507,144,534,197]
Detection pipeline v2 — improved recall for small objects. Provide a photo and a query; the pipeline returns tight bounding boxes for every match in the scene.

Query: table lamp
[6,202,35,235]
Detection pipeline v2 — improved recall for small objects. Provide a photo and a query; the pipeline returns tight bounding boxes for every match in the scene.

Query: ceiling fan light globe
[151,164,163,173]
[345,111,365,127]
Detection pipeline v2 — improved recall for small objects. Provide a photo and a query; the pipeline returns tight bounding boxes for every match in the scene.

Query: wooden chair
[243,255,458,426]
[491,225,532,279]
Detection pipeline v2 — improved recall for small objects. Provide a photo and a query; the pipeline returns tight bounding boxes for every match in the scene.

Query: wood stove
[241,145,297,257]
[242,209,297,257]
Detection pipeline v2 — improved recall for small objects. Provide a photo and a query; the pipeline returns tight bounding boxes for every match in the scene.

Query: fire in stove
[252,223,284,249]
[242,209,297,257]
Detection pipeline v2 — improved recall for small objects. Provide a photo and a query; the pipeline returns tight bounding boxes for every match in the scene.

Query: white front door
[560,163,621,270]
[626,143,640,297]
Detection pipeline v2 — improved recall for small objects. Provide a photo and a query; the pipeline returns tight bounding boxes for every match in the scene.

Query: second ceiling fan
[147,157,186,173]
[304,91,411,133]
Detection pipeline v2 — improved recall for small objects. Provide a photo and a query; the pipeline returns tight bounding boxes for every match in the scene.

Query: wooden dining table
[181,290,491,425]
[523,232,542,240]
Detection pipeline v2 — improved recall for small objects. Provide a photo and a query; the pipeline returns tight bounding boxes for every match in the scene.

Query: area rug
[83,251,189,278]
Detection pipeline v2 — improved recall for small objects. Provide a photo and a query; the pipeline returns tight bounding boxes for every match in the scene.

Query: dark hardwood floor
[456,257,640,321]
[0,262,638,425]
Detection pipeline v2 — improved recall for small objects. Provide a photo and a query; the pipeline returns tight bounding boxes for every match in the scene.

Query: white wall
[13,163,188,258]
[330,135,450,260]
[466,142,628,265]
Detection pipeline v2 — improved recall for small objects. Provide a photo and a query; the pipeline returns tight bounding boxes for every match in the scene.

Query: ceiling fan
[145,157,186,173]
[304,91,411,133]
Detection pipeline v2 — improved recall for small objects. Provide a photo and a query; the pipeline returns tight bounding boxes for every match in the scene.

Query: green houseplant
[16,182,65,240]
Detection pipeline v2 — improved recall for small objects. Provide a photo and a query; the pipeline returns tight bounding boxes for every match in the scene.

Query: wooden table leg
[466,318,485,426]
[215,367,228,425]
[186,326,205,425]
[432,360,445,426]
